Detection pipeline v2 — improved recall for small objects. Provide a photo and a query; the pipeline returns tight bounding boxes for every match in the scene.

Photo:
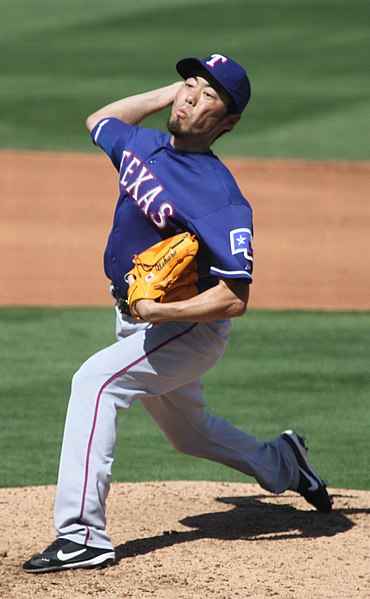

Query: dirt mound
[0,481,368,599]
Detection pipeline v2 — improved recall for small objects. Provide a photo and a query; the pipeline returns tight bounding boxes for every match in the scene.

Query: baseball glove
[125,232,199,320]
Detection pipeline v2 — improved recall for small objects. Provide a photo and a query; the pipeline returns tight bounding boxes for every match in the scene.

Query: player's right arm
[86,82,183,132]
[129,277,250,323]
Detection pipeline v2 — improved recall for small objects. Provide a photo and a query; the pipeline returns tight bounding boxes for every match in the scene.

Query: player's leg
[53,317,230,550]
[140,382,332,512]
[140,382,298,494]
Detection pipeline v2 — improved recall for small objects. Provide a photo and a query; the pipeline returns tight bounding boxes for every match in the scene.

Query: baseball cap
[176,53,251,114]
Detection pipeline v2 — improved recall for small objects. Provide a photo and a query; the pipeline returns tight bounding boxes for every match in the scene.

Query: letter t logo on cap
[205,54,228,68]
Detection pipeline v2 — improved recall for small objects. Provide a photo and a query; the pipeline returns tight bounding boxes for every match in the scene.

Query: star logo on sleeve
[236,234,247,246]
[230,228,254,260]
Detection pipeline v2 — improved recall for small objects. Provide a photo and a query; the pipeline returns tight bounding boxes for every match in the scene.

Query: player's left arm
[131,277,249,323]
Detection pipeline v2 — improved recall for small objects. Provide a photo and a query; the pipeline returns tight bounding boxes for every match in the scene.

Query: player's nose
[185,90,198,106]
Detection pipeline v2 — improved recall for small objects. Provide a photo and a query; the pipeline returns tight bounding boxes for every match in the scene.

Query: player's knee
[71,361,97,391]
[168,435,200,456]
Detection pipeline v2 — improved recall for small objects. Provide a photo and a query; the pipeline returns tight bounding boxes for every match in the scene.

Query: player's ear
[222,114,240,132]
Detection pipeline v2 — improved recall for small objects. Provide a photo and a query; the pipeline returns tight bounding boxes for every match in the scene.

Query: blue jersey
[91,118,254,296]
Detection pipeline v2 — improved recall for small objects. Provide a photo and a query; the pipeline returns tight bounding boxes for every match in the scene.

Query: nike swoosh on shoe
[56,548,87,562]
[299,467,319,492]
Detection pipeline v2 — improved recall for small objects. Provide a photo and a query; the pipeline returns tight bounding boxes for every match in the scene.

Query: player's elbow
[85,114,94,132]
[229,297,248,318]
[220,278,249,318]
[85,113,101,132]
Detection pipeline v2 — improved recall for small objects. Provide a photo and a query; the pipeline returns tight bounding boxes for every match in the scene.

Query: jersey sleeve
[191,202,254,283]
[90,118,137,171]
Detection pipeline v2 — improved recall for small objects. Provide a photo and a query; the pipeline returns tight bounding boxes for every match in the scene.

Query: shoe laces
[43,538,69,553]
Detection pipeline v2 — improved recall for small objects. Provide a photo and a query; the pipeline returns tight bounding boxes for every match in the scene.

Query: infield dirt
[1,151,370,310]
[0,152,369,598]
[0,482,369,599]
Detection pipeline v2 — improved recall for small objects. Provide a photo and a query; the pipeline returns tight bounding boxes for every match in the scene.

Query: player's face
[168,75,239,151]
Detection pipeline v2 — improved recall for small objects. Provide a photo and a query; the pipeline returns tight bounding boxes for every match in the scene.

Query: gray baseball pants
[54,310,298,550]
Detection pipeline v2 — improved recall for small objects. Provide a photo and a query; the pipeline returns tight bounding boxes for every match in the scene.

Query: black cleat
[22,538,116,573]
[281,429,332,513]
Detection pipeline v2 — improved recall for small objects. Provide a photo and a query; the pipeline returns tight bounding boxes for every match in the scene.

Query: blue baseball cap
[176,53,251,114]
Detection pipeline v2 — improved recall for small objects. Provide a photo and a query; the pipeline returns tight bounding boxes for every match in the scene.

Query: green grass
[0,307,369,490]
[1,0,370,158]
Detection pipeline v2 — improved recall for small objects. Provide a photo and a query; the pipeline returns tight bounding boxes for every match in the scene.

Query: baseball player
[23,53,331,573]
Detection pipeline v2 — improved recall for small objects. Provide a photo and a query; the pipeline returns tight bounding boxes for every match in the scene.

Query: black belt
[111,287,131,316]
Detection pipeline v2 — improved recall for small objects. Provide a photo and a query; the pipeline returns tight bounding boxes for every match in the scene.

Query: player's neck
[170,135,213,154]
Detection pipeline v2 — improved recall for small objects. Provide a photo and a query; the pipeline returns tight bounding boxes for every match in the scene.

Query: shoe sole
[23,552,116,573]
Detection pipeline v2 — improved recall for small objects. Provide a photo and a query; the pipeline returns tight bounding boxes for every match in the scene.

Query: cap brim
[176,57,205,80]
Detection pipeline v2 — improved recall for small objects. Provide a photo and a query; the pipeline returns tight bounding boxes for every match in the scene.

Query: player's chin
[167,116,188,138]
